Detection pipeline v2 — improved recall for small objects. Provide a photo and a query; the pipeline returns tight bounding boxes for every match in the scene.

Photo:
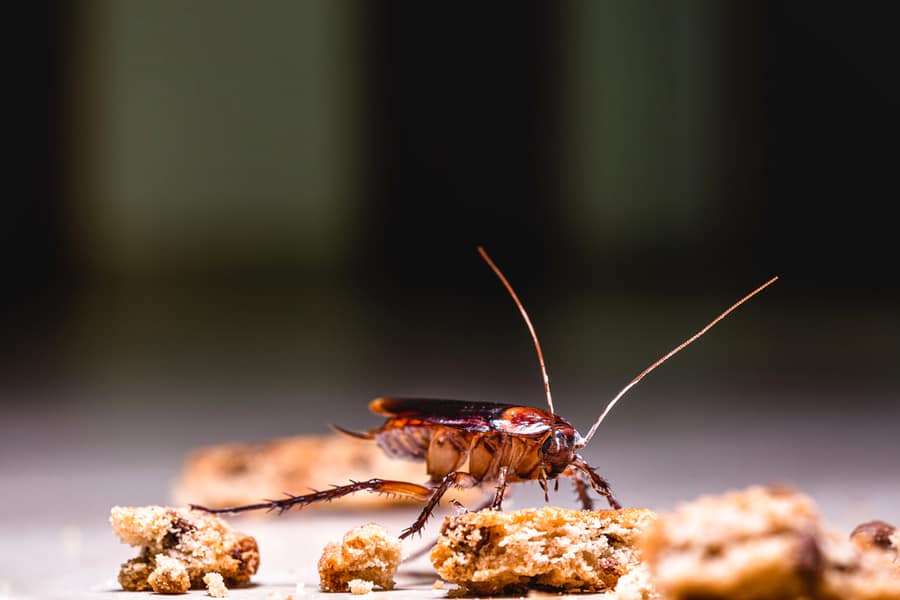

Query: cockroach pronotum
[192,247,777,538]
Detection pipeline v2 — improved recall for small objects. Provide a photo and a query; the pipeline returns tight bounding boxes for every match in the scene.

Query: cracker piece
[318,523,402,592]
[430,506,658,595]
[110,505,259,591]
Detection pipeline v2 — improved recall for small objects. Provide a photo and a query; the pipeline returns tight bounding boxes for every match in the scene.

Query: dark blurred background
[4,1,898,529]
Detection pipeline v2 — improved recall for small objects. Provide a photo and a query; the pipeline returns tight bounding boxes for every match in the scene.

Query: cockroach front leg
[190,478,433,516]
[562,465,593,510]
[572,457,621,510]
[400,471,477,539]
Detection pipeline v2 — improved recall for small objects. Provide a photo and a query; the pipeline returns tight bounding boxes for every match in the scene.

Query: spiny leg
[572,457,621,510]
[190,478,432,516]
[404,491,505,564]
[400,471,477,539]
[562,465,593,510]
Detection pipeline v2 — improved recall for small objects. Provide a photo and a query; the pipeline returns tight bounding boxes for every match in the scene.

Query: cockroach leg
[562,466,594,510]
[404,492,501,564]
[400,471,477,539]
[573,458,621,510]
[491,466,509,510]
[537,469,550,503]
[190,478,433,516]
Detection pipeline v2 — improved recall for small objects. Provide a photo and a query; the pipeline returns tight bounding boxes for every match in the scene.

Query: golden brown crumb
[147,554,190,594]
[851,520,897,553]
[432,579,445,590]
[820,526,900,600]
[173,434,480,511]
[110,505,259,591]
[430,506,658,595]
[348,579,374,595]
[642,485,900,600]
[605,563,659,600]
[203,572,228,598]
[317,523,402,592]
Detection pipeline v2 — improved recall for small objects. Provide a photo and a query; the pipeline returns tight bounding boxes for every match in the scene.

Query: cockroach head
[540,423,578,477]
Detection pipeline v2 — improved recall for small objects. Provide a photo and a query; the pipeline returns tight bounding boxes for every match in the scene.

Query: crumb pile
[318,523,402,592]
[110,505,259,593]
[430,506,658,595]
[642,485,900,600]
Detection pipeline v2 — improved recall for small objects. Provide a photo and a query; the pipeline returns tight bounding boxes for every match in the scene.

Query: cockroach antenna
[477,246,555,416]
[581,276,779,445]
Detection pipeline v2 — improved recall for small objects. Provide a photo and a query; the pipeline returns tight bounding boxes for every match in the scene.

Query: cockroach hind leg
[190,478,432,517]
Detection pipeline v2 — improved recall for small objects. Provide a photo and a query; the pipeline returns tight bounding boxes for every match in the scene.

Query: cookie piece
[642,485,900,600]
[318,523,402,592]
[173,433,479,511]
[110,505,259,591]
[430,506,658,595]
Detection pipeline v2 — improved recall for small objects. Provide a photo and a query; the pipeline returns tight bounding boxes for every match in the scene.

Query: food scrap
[642,485,900,600]
[348,579,375,595]
[203,571,228,597]
[318,523,402,592]
[430,505,658,595]
[109,505,258,592]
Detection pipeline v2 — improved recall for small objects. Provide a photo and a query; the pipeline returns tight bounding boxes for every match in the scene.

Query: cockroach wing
[369,397,558,438]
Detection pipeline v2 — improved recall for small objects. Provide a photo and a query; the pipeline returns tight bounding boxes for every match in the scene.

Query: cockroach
[192,248,777,538]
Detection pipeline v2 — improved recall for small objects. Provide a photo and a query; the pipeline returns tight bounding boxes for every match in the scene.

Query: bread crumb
[318,523,401,592]
[110,505,258,591]
[643,485,900,600]
[147,554,191,594]
[606,563,658,600]
[203,572,228,597]
[349,579,374,595]
[431,506,657,595]
[265,593,294,600]
[432,579,445,590]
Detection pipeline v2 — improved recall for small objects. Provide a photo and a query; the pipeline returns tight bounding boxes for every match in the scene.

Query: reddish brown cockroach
[192,248,777,538]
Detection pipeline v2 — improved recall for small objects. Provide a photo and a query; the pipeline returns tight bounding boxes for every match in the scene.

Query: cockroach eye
[542,429,571,454]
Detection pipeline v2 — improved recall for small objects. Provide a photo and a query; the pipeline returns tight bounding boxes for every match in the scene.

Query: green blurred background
[4,1,898,532]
